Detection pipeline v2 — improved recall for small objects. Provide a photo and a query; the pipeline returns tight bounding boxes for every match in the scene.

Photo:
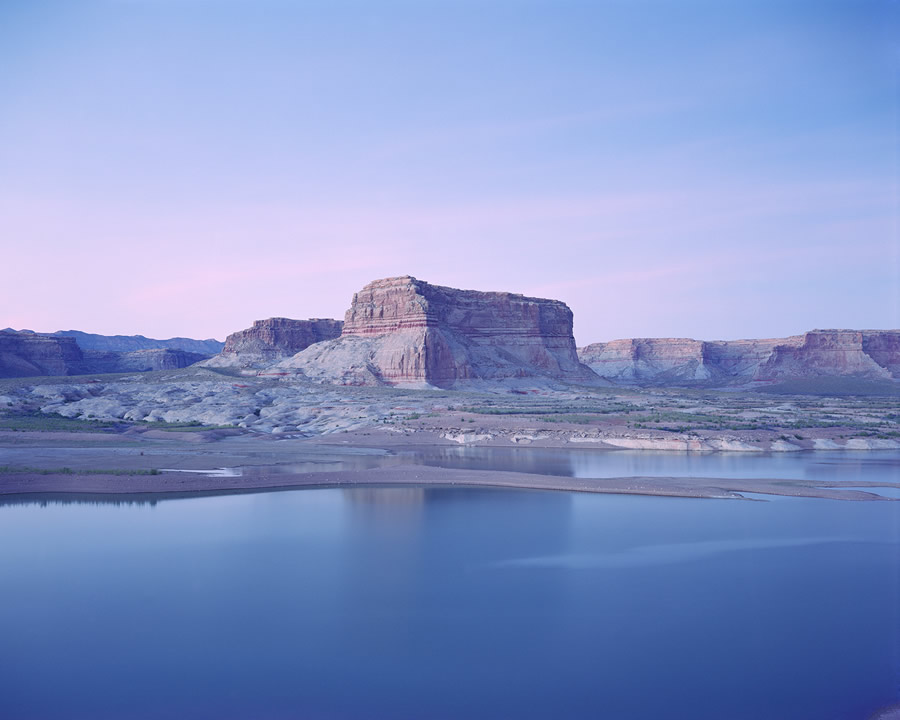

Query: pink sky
[2,1,896,344]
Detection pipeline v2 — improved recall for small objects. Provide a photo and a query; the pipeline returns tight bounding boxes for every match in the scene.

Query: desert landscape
[3,3,898,717]
[2,275,897,502]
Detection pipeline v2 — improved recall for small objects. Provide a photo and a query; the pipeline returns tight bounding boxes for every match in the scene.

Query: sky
[1,0,897,344]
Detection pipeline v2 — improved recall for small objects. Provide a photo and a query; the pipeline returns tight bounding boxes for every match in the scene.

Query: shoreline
[1,463,897,502]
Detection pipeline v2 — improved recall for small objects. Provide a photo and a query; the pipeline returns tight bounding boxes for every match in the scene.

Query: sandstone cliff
[203,317,343,369]
[579,330,900,387]
[278,276,598,388]
[0,331,83,378]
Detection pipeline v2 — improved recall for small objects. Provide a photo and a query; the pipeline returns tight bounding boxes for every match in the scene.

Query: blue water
[245,448,900,488]
[404,446,900,484]
[1,480,899,718]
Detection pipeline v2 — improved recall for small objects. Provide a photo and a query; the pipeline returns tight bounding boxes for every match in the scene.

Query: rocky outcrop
[754,330,893,381]
[579,330,900,387]
[862,331,900,378]
[52,330,223,354]
[0,331,83,378]
[203,318,343,369]
[71,349,211,374]
[0,331,209,377]
[278,276,598,388]
[577,338,713,384]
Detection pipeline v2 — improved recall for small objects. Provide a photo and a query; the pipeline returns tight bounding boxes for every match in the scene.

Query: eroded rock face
[52,330,223,354]
[579,330,900,386]
[0,331,210,377]
[72,349,211,374]
[862,331,900,378]
[281,276,598,388]
[754,330,894,381]
[0,331,83,378]
[578,338,712,384]
[204,318,343,369]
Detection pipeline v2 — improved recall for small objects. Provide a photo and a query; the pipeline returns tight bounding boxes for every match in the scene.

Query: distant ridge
[51,330,224,354]
[578,329,900,388]
[0,330,215,378]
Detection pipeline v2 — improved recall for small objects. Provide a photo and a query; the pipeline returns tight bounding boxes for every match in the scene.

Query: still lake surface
[1,450,898,720]
[242,446,900,487]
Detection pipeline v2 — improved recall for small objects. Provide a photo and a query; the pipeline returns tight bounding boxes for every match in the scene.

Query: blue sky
[1,0,897,342]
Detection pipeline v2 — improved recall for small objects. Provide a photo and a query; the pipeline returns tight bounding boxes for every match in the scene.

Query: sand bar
[1,463,896,501]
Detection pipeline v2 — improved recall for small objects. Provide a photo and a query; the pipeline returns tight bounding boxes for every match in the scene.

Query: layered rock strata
[579,330,900,386]
[278,276,598,388]
[0,331,83,378]
[0,331,210,378]
[52,330,224,354]
[203,318,343,369]
[72,349,211,374]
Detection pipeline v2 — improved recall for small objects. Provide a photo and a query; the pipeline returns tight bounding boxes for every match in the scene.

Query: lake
[1,451,898,719]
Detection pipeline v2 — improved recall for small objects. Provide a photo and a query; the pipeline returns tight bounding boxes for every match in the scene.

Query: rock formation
[203,318,343,369]
[0,331,83,378]
[52,330,224,354]
[0,331,210,378]
[278,276,598,388]
[72,349,211,374]
[577,338,713,384]
[579,330,900,387]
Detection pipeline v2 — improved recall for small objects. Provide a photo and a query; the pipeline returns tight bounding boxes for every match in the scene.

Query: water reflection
[0,485,897,719]
[0,494,160,508]
[3,448,898,509]
[406,446,900,485]
[332,486,575,663]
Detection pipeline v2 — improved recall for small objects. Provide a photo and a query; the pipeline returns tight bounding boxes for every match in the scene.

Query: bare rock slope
[72,349,211,374]
[579,330,900,387]
[278,276,598,388]
[203,318,343,369]
[0,331,211,378]
[52,330,223,354]
[0,331,83,378]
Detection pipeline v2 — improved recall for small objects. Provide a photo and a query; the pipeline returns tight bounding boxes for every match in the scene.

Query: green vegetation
[0,465,161,476]
[138,420,235,432]
[758,378,900,397]
[462,402,641,417]
[537,415,596,424]
[0,411,119,433]
[0,411,234,433]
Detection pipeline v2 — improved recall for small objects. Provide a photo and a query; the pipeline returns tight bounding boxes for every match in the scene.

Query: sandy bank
[1,463,896,502]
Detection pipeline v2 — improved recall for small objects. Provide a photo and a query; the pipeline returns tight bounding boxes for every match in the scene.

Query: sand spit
[1,462,897,502]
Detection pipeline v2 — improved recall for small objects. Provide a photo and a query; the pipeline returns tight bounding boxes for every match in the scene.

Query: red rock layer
[337,276,595,387]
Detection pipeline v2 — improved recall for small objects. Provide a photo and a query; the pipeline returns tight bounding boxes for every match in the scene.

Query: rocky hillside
[203,318,343,369]
[0,331,83,378]
[52,330,223,354]
[72,349,212,374]
[0,331,211,378]
[277,275,598,388]
[579,330,900,387]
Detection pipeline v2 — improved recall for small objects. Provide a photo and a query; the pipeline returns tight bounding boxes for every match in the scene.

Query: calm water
[1,459,899,719]
[402,447,900,484]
